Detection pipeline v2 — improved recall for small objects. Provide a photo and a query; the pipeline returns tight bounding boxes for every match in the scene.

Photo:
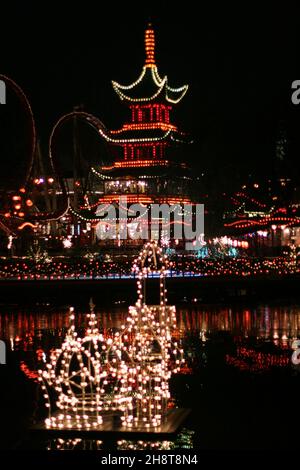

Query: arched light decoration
[38,300,126,430]
[38,242,184,430]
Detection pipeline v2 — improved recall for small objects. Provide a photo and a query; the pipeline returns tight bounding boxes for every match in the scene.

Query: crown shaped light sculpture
[38,241,184,430]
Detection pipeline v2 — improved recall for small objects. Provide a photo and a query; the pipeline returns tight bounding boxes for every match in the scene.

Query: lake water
[0,302,299,450]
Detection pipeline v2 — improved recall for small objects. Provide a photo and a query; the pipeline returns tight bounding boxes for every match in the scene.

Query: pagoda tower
[107,23,189,166]
[74,24,196,247]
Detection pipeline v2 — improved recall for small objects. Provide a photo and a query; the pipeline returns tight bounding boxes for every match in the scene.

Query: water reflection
[177,305,300,342]
[1,304,299,381]
[46,428,194,451]
[0,303,300,450]
[1,304,300,348]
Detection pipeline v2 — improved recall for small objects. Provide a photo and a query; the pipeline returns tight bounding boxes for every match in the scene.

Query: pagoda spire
[145,23,156,67]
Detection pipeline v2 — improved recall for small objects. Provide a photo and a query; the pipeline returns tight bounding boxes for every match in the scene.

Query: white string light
[38,242,184,429]
[111,25,188,104]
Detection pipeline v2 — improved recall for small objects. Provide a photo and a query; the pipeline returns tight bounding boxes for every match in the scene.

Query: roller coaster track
[0,74,36,184]
[0,77,110,223]
[49,111,110,204]
[49,110,109,176]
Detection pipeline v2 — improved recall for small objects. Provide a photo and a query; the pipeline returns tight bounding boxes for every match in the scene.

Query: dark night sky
[1,1,300,191]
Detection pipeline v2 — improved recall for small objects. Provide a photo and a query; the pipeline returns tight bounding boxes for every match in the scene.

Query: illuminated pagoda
[73,23,195,247]
[106,23,189,167]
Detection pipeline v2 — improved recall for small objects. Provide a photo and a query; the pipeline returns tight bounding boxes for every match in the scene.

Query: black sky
[1,1,300,191]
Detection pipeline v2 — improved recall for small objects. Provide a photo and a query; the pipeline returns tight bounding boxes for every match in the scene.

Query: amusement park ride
[0,23,196,252]
[1,23,298,254]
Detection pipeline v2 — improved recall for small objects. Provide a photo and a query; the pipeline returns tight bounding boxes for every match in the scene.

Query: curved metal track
[0,74,36,184]
[49,110,109,175]
[0,77,110,223]
[49,111,110,205]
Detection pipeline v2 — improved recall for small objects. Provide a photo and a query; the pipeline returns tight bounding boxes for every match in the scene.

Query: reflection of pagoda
[74,24,195,247]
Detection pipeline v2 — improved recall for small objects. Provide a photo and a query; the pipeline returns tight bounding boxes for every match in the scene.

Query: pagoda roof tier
[112,66,188,104]
[97,194,192,205]
[71,194,194,222]
[92,158,191,180]
[101,125,188,144]
[111,24,188,104]
[110,122,177,134]
[92,161,192,178]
